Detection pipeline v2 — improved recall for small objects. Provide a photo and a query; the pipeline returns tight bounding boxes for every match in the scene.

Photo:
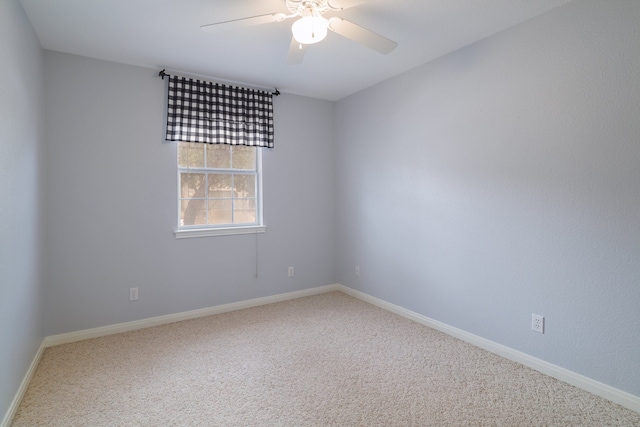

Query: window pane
[180,199,206,226]
[206,144,231,169]
[234,199,256,224]
[208,200,232,224]
[233,174,256,198]
[180,173,205,198]
[178,142,261,230]
[208,174,232,198]
[178,142,205,168]
[232,146,256,170]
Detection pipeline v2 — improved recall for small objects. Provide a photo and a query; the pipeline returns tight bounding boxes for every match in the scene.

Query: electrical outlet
[355,265,360,276]
[532,314,544,333]
[288,267,294,277]
[130,287,139,301]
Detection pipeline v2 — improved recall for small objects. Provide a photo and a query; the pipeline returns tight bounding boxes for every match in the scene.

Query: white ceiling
[20,0,573,101]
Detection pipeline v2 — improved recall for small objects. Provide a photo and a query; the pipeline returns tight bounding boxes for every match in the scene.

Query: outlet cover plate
[532,313,544,333]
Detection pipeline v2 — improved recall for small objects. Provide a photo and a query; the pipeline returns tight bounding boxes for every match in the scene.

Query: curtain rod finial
[159,69,167,79]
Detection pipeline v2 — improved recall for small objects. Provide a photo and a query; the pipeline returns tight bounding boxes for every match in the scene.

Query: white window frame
[174,143,266,239]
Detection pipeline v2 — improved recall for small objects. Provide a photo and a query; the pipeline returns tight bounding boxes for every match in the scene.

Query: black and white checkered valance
[165,75,274,148]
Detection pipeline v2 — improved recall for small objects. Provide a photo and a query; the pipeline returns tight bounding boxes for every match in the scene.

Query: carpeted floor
[12,291,640,426]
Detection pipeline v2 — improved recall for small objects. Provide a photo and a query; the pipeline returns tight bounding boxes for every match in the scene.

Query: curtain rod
[158,69,280,96]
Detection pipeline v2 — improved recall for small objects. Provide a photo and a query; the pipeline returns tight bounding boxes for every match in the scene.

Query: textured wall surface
[335,0,640,396]
[0,0,46,420]
[43,52,336,335]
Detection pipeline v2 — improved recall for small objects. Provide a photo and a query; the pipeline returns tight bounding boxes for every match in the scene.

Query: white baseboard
[336,284,640,414]
[44,284,341,347]
[1,341,46,427]
[3,285,341,426]
[6,283,638,426]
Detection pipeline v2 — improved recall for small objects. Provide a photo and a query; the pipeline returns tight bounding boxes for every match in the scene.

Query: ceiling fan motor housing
[286,0,333,17]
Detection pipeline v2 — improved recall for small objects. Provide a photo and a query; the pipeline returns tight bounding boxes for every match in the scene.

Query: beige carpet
[12,291,640,426]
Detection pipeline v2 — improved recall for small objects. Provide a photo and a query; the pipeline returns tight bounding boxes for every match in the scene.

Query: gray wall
[43,52,336,335]
[4,0,639,416]
[335,0,640,396]
[0,0,46,419]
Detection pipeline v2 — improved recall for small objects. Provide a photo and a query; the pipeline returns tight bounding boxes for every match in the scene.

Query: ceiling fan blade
[201,12,287,33]
[328,17,397,54]
[286,36,307,65]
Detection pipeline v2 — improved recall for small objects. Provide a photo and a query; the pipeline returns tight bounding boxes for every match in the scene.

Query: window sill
[174,225,266,239]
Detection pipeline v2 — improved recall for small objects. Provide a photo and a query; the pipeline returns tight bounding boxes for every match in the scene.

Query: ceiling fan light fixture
[292,15,328,45]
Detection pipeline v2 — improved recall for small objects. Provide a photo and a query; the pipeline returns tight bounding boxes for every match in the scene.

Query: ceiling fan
[200,0,398,65]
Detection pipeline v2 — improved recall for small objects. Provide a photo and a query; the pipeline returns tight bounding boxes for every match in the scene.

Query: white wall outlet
[288,267,294,277]
[355,265,360,276]
[130,287,139,301]
[532,313,544,333]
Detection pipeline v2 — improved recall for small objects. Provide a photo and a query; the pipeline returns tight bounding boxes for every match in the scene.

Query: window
[176,142,264,238]
[164,74,274,238]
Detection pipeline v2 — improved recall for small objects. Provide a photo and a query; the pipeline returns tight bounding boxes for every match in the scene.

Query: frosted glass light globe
[292,16,328,45]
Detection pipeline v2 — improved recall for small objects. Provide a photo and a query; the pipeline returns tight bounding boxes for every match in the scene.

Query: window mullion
[231,173,235,224]
[179,167,255,174]
[204,172,209,225]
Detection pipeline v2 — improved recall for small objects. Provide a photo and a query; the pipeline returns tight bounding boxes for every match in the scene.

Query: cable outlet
[288,267,294,277]
[355,265,360,276]
[532,314,544,333]
[130,287,139,301]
